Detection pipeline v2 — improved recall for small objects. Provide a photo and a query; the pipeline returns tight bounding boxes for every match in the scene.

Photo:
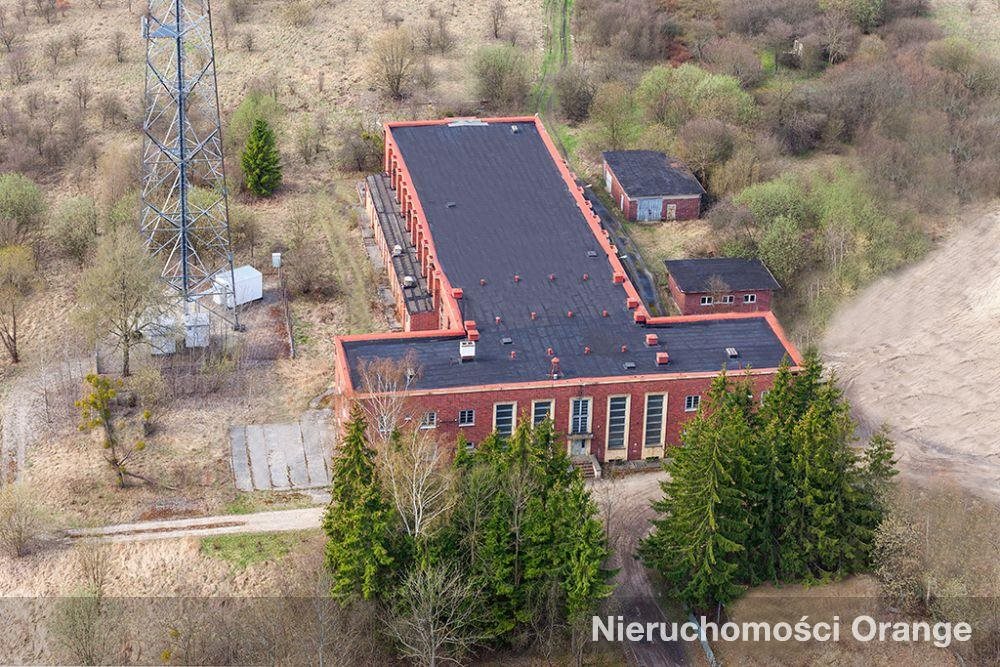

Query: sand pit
[823,205,1000,500]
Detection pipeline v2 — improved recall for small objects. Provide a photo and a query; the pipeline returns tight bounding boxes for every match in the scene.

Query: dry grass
[933,0,1000,55]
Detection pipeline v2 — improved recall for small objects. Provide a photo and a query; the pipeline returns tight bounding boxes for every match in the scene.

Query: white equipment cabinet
[212,265,263,309]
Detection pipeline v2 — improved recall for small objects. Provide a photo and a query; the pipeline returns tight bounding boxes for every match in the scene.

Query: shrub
[0,483,43,557]
[0,172,45,245]
[702,36,766,88]
[735,174,812,227]
[554,64,594,123]
[50,195,98,264]
[368,28,418,101]
[471,44,530,111]
[589,81,642,150]
[757,215,806,283]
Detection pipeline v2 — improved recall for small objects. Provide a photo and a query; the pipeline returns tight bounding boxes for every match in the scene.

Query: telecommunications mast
[140,0,239,328]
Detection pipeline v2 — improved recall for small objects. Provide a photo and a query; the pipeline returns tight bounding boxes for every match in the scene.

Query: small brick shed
[602,150,705,222]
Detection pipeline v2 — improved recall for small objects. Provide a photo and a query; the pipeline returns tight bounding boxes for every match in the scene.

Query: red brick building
[335,117,800,465]
[665,258,781,316]
[602,150,705,222]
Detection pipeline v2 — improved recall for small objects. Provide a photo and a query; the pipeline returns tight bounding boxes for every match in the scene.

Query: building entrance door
[637,198,661,221]
[569,436,590,457]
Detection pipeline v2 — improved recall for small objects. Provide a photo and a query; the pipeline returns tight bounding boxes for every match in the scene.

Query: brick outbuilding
[602,150,705,222]
[337,117,800,466]
[666,258,782,315]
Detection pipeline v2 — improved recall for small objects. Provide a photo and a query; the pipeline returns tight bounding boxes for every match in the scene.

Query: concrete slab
[245,425,271,490]
[301,416,331,487]
[229,426,253,492]
[264,423,294,490]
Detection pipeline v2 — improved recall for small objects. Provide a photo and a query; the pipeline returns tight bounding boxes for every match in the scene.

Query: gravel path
[0,357,89,485]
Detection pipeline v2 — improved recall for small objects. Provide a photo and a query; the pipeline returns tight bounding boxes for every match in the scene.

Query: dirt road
[823,205,1000,501]
[65,506,326,543]
[595,471,693,666]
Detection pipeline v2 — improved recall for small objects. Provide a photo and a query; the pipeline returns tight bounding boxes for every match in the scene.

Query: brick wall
[367,371,778,463]
[667,275,774,315]
[662,196,701,221]
[603,164,702,222]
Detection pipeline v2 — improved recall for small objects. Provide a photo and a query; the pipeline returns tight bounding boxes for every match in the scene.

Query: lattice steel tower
[140,0,238,325]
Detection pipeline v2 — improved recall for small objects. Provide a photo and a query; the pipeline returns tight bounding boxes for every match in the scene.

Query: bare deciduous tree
[75,226,166,377]
[356,351,421,446]
[43,37,63,66]
[67,31,84,57]
[368,28,418,100]
[72,76,93,110]
[109,30,126,64]
[379,428,454,538]
[7,47,31,85]
[488,0,507,39]
[0,8,19,52]
[383,562,482,666]
[0,244,35,364]
[240,30,254,53]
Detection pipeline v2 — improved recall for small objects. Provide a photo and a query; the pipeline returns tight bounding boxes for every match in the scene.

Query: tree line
[641,352,898,612]
[323,406,613,665]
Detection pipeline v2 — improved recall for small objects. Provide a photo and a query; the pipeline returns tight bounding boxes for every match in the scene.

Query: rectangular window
[493,403,515,436]
[722,295,734,304]
[760,390,770,403]
[570,398,591,435]
[700,295,713,306]
[458,409,475,427]
[744,293,757,304]
[684,395,700,412]
[532,400,554,425]
[420,412,437,429]
[644,394,665,447]
[606,396,629,450]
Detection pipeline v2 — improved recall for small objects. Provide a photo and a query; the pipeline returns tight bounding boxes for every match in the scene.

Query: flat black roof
[602,150,706,198]
[342,120,793,390]
[666,258,782,293]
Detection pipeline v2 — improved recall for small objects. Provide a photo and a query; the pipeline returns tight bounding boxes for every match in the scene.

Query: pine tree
[241,118,282,197]
[641,372,750,610]
[323,404,398,603]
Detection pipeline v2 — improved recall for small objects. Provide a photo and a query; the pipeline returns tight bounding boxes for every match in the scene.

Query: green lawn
[200,531,314,570]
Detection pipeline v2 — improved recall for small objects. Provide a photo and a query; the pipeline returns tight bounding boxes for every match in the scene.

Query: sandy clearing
[823,205,1000,501]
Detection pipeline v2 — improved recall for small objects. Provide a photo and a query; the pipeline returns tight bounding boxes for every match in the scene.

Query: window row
[700,293,757,306]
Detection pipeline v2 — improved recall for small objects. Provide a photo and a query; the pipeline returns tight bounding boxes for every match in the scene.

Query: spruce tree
[241,118,282,197]
[323,404,398,603]
[641,372,750,610]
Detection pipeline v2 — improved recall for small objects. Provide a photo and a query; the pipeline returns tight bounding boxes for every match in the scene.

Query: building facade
[336,117,800,463]
[665,258,782,316]
[602,150,705,222]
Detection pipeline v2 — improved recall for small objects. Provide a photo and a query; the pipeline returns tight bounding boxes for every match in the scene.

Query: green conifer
[241,118,282,197]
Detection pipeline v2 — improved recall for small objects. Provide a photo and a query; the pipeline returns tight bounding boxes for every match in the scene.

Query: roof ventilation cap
[511,124,519,134]
[587,250,599,258]
[391,244,403,257]
[726,347,739,359]
[403,275,417,288]
[459,340,476,361]
[623,361,636,371]
[501,336,513,345]
[446,201,456,208]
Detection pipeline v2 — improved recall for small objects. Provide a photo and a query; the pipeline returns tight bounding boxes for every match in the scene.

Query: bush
[675,118,737,185]
[702,36,766,88]
[757,215,806,283]
[50,195,98,264]
[0,172,45,245]
[368,28,418,101]
[735,174,812,227]
[554,65,594,123]
[0,482,43,557]
[471,44,530,111]
[227,91,282,157]
[282,1,312,28]
[335,124,384,173]
[636,64,756,128]
[588,81,642,150]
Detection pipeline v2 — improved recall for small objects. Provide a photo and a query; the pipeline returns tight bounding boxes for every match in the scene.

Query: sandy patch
[823,205,1000,500]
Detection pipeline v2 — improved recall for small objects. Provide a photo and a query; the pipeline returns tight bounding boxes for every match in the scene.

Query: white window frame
[531,399,554,425]
[760,390,770,403]
[568,397,593,436]
[722,294,734,304]
[744,293,757,304]
[684,395,700,412]
[458,409,475,427]
[605,395,631,451]
[493,402,517,436]
[700,295,713,306]
[377,414,392,435]
[420,411,438,429]
[642,393,667,449]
